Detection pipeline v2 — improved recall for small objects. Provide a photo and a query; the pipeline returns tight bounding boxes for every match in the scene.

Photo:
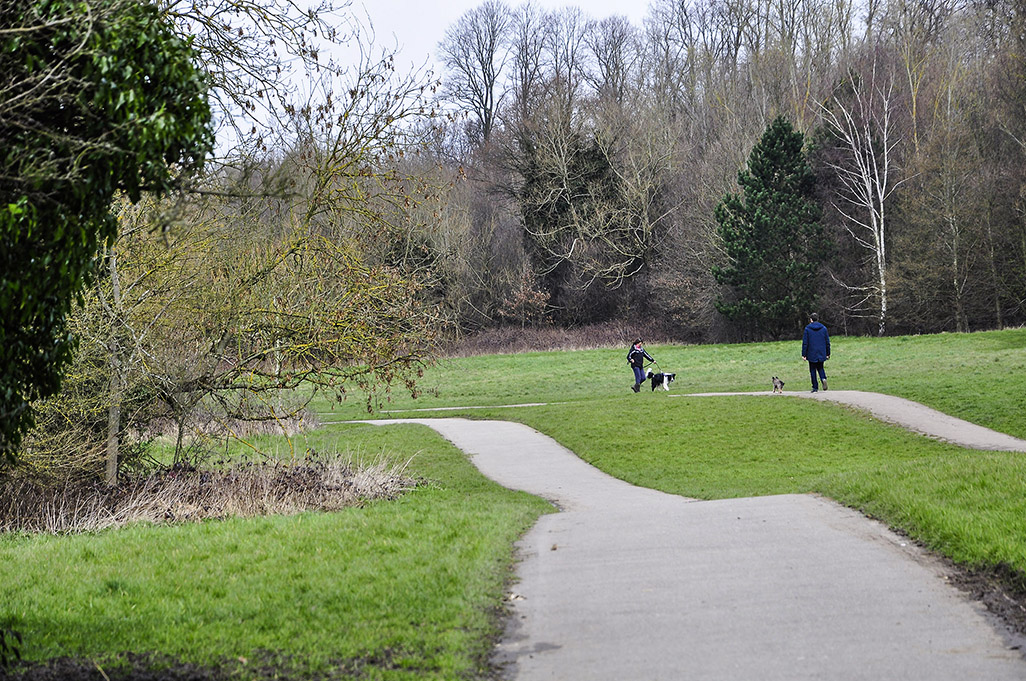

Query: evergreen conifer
[712,116,826,339]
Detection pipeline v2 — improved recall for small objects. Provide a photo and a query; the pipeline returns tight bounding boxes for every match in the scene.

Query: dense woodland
[426,0,1026,341]
[4,0,1026,481]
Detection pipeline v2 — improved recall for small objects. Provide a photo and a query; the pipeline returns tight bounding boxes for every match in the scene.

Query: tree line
[424,0,1026,341]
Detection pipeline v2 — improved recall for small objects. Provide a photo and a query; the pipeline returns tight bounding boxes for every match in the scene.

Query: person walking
[801,313,830,393]
[627,339,654,393]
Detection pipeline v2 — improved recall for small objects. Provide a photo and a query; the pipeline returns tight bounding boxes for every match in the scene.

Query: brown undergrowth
[0,454,417,535]
[445,320,685,357]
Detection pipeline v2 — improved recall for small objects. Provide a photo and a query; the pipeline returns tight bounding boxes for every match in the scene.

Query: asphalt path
[361,392,1026,679]
[683,389,1026,452]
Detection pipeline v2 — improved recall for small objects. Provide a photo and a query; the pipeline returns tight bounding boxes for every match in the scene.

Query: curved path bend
[682,389,1026,452]
[359,394,1026,680]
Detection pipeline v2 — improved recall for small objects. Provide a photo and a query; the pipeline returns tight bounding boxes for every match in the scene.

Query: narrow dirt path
[361,416,1026,680]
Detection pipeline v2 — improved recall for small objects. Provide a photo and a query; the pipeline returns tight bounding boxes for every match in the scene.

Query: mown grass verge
[0,424,552,679]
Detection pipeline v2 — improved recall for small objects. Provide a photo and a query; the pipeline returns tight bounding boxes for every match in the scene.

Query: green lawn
[3,327,1025,678]
[0,425,551,678]
[316,327,1026,440]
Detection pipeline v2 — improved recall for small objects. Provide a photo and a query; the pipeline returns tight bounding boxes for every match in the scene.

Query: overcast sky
[348,0,652,73]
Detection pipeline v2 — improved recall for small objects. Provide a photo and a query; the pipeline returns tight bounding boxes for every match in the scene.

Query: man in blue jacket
[801,313,830,393]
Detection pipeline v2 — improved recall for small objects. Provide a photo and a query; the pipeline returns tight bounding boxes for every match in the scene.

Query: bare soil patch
[0,649,433,680]
[949,561,1026,650]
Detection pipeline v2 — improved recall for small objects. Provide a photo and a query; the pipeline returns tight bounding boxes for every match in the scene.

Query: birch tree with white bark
[819,58,905,335]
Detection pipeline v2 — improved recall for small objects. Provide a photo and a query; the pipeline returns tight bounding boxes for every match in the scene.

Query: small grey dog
[771,376,785,394]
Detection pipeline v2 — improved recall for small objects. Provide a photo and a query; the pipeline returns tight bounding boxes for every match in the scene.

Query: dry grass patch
[0,454,416,534]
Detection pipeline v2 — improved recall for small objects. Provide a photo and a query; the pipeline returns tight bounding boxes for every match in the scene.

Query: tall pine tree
[712,116,825,340]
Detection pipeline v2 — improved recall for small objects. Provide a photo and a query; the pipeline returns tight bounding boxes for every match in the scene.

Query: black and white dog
[646,369,677,391]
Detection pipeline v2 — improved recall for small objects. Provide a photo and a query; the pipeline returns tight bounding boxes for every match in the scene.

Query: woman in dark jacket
[627,339,654,393]
[801,313,830,392]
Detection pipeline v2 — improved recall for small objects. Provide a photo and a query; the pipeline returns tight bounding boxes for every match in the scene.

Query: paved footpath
[683,390,1026,452]
[365,395,1026,680]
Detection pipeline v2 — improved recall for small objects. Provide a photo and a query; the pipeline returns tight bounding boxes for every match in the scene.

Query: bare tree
[584,15,643,109]
[885,0,956,153]
[543,7,588,120]
[647,0,734,111]
[438,0,512,144]
[505,1,548,128]
[864,0,883,41]
[158,0,361,146]
[929,25,976,332]
[819,57,906,335]
[796,0,857,116]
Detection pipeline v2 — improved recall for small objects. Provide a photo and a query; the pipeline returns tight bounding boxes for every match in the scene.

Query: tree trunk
[175,415,186,464]
[877,259,887,336]
[105,390,121,485]
[874,210,887,337]
[950,215,966,333]
[105,249,124,486]
[985,206,1004,329]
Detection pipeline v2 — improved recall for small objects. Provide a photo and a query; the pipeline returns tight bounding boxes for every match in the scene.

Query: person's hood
[807,322,825,331]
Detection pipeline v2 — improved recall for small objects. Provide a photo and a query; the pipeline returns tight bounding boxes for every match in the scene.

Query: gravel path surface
[363,403,1026,680]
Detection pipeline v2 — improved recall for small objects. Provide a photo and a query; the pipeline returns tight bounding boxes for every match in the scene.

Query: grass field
[2,327,1025,678]
[315,327,1026,440]
[0,426,551,678]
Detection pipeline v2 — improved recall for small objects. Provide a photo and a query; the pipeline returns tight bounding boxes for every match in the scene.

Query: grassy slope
[316,328,1026,440]
[0,425,551,678]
